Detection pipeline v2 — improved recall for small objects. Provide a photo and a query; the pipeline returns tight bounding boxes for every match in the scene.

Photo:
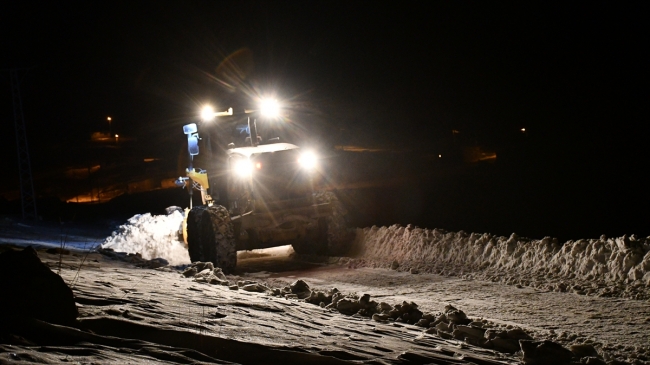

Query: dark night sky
[3,2,646,144]
[1,1,649,236]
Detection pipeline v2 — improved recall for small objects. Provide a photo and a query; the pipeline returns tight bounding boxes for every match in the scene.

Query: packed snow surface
[101,212,190,265]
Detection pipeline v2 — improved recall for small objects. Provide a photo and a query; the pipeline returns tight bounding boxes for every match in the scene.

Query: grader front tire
[187,205,237,274]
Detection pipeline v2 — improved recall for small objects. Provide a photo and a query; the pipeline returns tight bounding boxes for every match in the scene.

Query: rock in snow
[0,247,78,326]
[520,340,574,365]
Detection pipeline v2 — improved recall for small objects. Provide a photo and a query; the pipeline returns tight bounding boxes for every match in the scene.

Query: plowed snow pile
[101,212,650,299]
[101,212,190,265]
[354,225,650,299]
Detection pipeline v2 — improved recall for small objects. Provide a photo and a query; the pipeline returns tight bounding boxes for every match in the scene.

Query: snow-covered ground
[4,213,650,364]
[0,219,107,251]
[100,213,650,300]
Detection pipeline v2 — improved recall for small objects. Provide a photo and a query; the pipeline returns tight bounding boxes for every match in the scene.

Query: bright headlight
[201,105,215,122]
[298,151,318,170]
[234,160,253,177]
[259,98,280,118]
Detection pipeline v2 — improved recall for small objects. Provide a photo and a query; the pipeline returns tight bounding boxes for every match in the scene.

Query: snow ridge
[355,225,650,296]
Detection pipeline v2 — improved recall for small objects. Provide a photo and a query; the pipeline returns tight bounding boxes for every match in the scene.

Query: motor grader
[175,105,350,273]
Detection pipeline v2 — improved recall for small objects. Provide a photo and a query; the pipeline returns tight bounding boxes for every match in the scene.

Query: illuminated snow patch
[102,211,190,265]
[238,245,294,259]
[356,225,650,287]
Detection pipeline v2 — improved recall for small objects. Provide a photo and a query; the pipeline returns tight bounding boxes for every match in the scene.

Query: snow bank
[355,225,650,297]
[101,212,190,265]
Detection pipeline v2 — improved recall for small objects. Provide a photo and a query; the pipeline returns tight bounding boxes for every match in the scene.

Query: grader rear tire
[313,191,355,256]
[291,217,328,255]
[187,205,237,274]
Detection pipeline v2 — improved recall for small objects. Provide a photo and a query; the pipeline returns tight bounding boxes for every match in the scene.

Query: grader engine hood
[227,143,322,202]
[228,142,300,156]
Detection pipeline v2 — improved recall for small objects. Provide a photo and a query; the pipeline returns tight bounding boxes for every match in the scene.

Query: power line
[9,68,38,220]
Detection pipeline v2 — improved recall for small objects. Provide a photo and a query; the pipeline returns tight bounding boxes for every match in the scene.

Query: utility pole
[10,69,37,220]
